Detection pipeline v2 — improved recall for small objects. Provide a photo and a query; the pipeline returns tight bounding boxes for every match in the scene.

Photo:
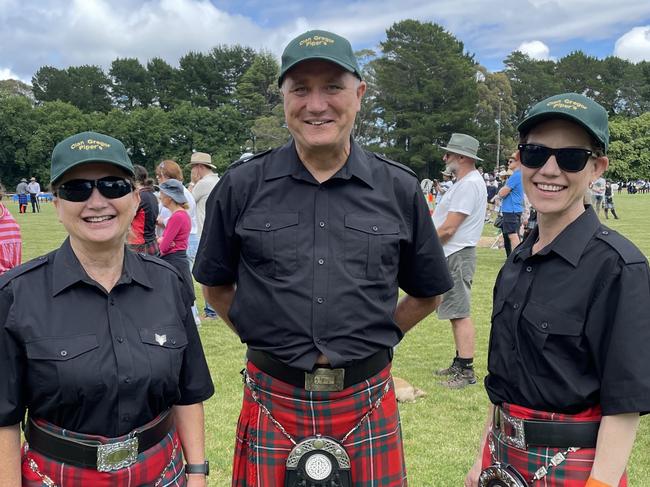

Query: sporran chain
[242,369,391,446]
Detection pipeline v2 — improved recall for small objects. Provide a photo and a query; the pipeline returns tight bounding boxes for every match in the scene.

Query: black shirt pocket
[25,334,104,404]
[139,326,188,394]
[521,301,585,360]
[241,212,299,278]
[344,214,400,280]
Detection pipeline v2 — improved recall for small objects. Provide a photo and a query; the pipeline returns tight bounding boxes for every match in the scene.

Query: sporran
[285,435,352,487]
[479,462,529,487]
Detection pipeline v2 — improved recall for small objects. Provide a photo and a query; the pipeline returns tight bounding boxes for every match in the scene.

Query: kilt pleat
[21,420,185,487]
[233,361,407,487]
[481,403,627,486]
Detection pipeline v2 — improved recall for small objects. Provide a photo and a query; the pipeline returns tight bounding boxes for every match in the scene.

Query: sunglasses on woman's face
[518,144,594,173]
[57,176,133,202]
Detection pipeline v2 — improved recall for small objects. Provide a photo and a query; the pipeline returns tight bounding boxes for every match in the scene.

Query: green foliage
[504,51,560,120]
[235,51,281,119]
[373,20,479,178]
[110,58,154,109]
[608,113,650,180]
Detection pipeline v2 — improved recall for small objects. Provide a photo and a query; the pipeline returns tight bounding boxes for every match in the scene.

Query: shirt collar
[513,206,600,267]
[52,238,154,296]
[264,138,374,188]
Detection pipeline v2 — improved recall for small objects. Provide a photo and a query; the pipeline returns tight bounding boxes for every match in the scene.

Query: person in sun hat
[0,131,213,486]
[188,152,220,319]
[465,94,650,487]
[194,29,452,486]
[432,133,488,389]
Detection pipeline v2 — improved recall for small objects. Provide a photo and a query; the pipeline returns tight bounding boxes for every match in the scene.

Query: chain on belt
[26,437,179,487]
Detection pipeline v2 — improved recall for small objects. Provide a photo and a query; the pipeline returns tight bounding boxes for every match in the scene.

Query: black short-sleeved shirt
[140,187,159,243]
[193,139,452,370]
[485,206,650,416]
[0,239,214,436]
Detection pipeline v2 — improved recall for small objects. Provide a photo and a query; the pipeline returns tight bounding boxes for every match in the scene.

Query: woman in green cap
[0,131,213,486]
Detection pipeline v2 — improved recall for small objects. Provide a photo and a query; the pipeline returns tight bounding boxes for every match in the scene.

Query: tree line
[1,19,649,187]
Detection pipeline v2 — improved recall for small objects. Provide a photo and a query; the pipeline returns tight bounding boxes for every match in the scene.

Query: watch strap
[185,460,209,475]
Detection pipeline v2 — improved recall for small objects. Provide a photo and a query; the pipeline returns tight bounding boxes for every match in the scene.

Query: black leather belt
[495,406,600,448]
[247,348,392,391]
[24,409,174,471]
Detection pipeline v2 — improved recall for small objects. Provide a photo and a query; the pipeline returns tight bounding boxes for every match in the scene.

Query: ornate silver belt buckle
[97,437,138,472]
[305,368,345,392]
[497,408,526,450]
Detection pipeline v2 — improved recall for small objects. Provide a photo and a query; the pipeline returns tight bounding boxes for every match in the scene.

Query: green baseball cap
[517,93,609,152]
[278,29,362,86]
[51,131,135,183]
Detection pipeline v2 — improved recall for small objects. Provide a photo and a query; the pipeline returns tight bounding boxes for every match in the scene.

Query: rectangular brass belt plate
[305,368,345,392]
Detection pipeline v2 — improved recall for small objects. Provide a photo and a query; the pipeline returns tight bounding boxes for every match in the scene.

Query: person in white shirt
[189,152,220,318]
[432,133,487,389]
[26,177,41,213]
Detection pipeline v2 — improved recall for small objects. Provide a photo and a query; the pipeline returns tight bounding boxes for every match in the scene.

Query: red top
[0,203,21,273]
[159,210,190,256]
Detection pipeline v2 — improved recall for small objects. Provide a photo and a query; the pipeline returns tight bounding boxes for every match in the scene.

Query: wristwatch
[185,460,209,475]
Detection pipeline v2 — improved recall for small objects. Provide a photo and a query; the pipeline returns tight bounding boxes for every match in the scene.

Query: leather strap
[24,410,174,469]
[523,418,600,448]
[247,348,391,389]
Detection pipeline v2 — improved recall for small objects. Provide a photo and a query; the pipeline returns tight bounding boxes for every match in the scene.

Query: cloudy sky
[1,0,649,83]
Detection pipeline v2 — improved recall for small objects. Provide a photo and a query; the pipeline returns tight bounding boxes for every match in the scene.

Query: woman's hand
[465,457,482,487]
[186,473,207,486]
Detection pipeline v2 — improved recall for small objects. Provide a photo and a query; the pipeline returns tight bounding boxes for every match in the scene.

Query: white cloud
[516,41,552,60]
[614,26,650,62]
[0,67,23,81]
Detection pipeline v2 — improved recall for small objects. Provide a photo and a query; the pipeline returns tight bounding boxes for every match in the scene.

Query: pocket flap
[139,326,188,349]
[26,334,99,361]
[242,212,299,232]
[522,301,583,336]
[344,215,400,235]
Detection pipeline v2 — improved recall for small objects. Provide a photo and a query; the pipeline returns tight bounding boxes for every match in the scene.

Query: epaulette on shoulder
[227,149,273,172]
[139,253,182,276]
[373,153,417,178]
[596,228,647,265]
[0,255,49,289]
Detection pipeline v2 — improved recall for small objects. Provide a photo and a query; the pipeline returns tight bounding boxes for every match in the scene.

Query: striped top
[0,203,21,274]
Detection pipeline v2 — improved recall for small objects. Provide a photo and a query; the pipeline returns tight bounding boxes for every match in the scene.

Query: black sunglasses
[57,176,133,202]
[518,144,594,173]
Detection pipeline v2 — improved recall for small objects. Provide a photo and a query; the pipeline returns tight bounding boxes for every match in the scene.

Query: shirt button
[319,221,325,228]
[124,377,131,384]
[171,339,177,345]
[116,336,124,343]
[526,266,533,272]
[541,321,549,329]
[110,298,115,305]
[59,350,68,357]
[601,230,609,235]
[315,338,322,344]
[372,225,378,232]
[316,297,324,304]
[318,258,325,265]
[265,222,271,229]
[513,303,520,310]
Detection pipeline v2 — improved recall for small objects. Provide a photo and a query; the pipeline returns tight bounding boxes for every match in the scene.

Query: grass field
[12,193,650,486]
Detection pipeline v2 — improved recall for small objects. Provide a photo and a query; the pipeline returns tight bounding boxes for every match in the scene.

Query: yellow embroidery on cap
[300,35,335,48]
[70,139,111,151]
[547,99,588,111]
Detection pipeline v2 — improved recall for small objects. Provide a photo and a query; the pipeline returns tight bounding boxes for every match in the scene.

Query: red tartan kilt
[481,403,628,486]
[21,421,185,487]
[233,361,407,487]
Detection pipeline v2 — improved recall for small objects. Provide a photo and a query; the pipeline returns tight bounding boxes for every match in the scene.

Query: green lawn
[12,193,650,486]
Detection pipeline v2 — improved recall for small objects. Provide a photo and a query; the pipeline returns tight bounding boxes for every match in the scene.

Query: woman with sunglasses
[0,131,213,486]
[466,94,650,487]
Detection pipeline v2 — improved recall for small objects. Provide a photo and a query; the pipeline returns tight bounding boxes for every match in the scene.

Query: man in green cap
[194,29,452,486]
[465,93,650,487]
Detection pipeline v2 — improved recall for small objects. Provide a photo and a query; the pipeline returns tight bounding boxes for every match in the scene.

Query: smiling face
[521,119,608,229]
[282,60,366,158]
[53,162,139,251]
